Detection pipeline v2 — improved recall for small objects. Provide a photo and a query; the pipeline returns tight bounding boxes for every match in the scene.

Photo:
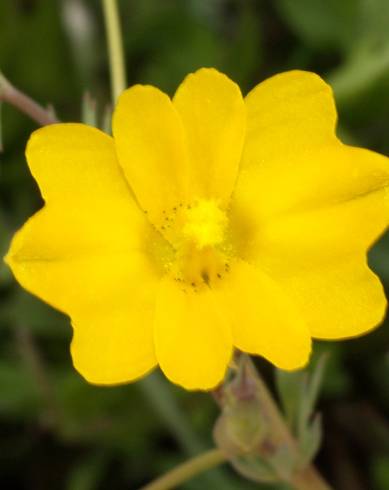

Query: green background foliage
[1,1,389,488]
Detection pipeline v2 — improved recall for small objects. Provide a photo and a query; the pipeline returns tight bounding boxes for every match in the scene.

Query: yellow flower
[5,69,389,390]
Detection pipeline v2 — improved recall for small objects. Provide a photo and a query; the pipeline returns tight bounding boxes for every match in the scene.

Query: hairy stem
[253,365,332,490]
[0,72,58,126]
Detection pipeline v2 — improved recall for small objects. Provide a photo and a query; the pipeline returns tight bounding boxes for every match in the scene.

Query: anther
[201,270,210,285]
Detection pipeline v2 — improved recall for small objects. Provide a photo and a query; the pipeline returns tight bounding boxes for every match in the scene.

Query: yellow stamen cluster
[163,199,230,290]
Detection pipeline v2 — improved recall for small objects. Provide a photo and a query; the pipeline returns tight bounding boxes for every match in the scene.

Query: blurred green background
[1,1,389,489]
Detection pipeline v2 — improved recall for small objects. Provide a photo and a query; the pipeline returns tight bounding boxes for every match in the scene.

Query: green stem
[139,373,205,455]
[138,448,227,490]
[139,373,237,490]
[102,0,126,102]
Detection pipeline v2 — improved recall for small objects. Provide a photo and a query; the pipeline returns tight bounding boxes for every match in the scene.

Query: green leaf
[298,354,328,435]
[274,0,359,53]
[358,0,389,48]
[330,43,389,105]
[297,414,323,468]
[275,367,306,430]
[275,353,328,440]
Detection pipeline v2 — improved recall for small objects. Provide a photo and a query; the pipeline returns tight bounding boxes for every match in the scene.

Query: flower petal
[154,277,233,390]
[173,68,246,206]
[232,140,389,341]
[5,124,163,382]
[236,70,389,221]
[241,70,337,172]
[6,204,160,306]
[257,187,389,265]
[237,142,389,222]
[267,256,387,340]
[6,209,160,383]
[70,266,158,384]
[6,123,162,309]
[112,84,190,227]
[232,144,389,265]
[214,261,311,370]
[24,123,132,203]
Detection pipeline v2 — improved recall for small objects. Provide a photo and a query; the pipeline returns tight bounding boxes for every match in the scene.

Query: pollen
[182,199,227,249]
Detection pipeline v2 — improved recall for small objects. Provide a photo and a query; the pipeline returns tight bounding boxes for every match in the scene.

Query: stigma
[182,199,227,249]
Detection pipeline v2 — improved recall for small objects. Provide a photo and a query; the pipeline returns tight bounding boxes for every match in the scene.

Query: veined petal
[112,84,190,228]
[154,277,233,390]
[267,255,387,340]
[214,261,311,370]
[173,68,246,206]
[241,70,337,172]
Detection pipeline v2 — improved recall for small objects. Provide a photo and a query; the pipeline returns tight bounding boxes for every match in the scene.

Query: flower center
[182,199,227,249]
[169,199,230,291]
